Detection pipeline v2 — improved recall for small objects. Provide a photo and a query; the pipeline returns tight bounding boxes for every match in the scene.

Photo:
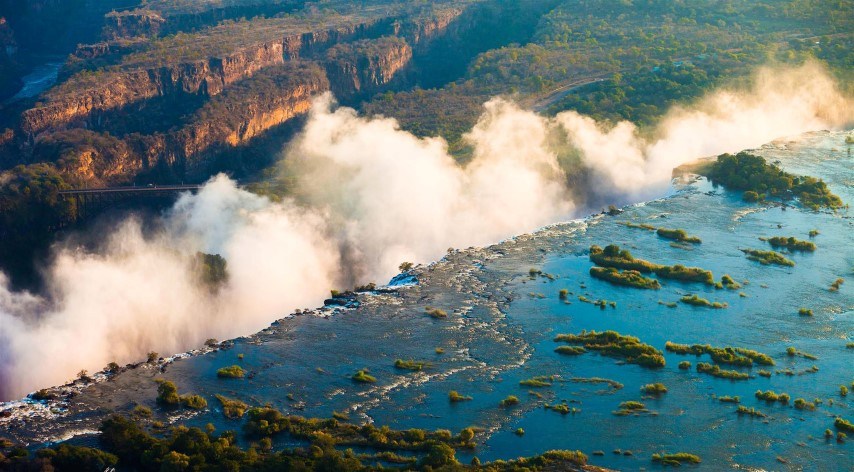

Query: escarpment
[325,37,413,100]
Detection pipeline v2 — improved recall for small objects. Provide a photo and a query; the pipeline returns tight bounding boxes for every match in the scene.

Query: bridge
[58,184,204,222]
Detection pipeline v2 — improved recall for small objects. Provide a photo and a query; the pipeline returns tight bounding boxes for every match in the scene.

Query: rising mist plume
[0,62,850,400]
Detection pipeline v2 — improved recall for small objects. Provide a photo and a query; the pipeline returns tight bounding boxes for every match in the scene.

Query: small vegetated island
[589,244,715,287]
[702,152,845,210]
[665,342,775,367]
[767,236,816,252]
[554,330,665,368]
[656,228,702,244]
[741,249,795,267]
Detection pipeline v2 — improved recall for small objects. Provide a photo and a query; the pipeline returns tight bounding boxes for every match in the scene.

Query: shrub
[155,380,181,406]
[834,417,854,433]
[652,452,702,465]
[499,395,520,407]
[147,352,159,363]
[718,396,740,403]
[794,398,815,410]
[640,383,667,395]
[741,249,795,267]
[798,308,813,316]
[216,365,245,379]
[555,345,586,355]
[829,278,844,291]
[394,359,429,371]
[841,385,849,396]
[767,236,815,252]
[425,307,448,319]
[554,330,665,368]
[736,405,766,418]
[215,394,248,419]
[696,362,749,380]
[352,370,376,383]
[520,376,553,387]
[589,267,660,289]
[755,390,789,404]
[559,289,569,299]
[449,391,473,402]
[180,395,207,410]
[656,228,701,243]
[678,361,691,370]
[680,294,726,308]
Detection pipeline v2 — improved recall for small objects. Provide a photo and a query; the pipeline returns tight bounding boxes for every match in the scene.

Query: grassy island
[589,267,661,289]
[554,330,665,368]
[352,370,377,384]
[215,394,248,419]
[425,307,448,319]
[555,346,586,355]
[590,244,715,284]
[520,376,554,388]
[394,359,430,371]
[657,228,702,244]
[449,391,473,403]
[640,383,668,395]
[755,390,790,404]
[768,236,816,252]
[499,395,520,407]
[216,365,245,379]
[680,294,726,309]
[741,249,796,267]
[736,405,767,418]
[703,152,844,209]
[718,396,740,403]
[696,362,750,380]
[665,342,774,367]
[652,452,702,466]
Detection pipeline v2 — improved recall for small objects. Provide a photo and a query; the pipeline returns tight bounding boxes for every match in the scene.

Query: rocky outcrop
[102,10,166,40]
[281,17,397,60]
[394,8,463,50]
[325,36,412,100]
[20,40,285,135]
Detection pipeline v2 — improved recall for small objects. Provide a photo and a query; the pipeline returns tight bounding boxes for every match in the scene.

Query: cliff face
[102,10,166,40]
[325,37,413,100]
[20,40,285,135]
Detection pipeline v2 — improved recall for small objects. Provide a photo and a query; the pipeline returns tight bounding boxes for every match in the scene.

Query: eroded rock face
[102,10,167,40]
[325,36,413,100]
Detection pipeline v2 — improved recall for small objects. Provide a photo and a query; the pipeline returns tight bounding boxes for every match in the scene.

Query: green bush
[652,452,701,465]
[554,330,665,368]
[499,395,520,407]
[216,365,245,379]
[640,383,667,394]
[656,228,701,243]
[449,391,473,402]
[352,370,377,384]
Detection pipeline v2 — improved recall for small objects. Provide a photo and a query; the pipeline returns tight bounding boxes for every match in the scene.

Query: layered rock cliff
[325,36,413,100]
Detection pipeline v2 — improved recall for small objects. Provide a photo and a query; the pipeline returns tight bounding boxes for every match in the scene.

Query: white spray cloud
[0,62,850,400]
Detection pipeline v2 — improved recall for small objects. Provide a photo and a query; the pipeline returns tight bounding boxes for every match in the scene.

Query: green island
[702,152,845,210]
[590,244,715,285]
[448,391,473,403]
[652,452,702,466]
[798,308,813,317]
[554,346,586,356]
[835,418,854,433]
[696,363,750,380]
[215,394,249,419]
[665,342,774,367]
[613,401,650,416]
[154,380,207,410]
[755,390,790,404]
[720,275,741,289]
[829,278,844,292]
[741,249,795,267]
[1,408,598,471]
[736,406,767,418]
[679,294,726,309]
[216,365,245,379]
[352,370,377,384]
[520,376,554,388]
[718,396,740,404]
[545,403,580,415]
[499,395,521,407]
[793,398,817,411]
[767,236,816,252]
[656,228,702,244]
[640,383,668,395]
[589,266,661,290]
[620,222,657,231]
[554,330,665,368]
[394,359,431,371]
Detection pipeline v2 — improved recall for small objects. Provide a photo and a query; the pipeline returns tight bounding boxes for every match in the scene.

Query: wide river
[3,130,852,470]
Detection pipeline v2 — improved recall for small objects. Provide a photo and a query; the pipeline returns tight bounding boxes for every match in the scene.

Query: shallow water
[5,131,852,470]
[6,59,63,103]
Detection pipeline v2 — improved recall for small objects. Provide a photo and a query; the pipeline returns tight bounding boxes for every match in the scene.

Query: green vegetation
[425,307,448,319]
[554,345,586,355]
[741,249,795,267]
[718,396,740,403]
[736,406,767,418]
[652,452,702,466]
[657,228,701,244]
[665,342,774,367]
[696,363,749,380]
[449,391,473,403]
[720,275,741,289]
[640,383,667,395]
[569,377,624,392]
[678,361,692,370]
[590,244,715,285]
[499,395,520,407]
[786,347,817,360]
[680,294,726,309]
[558,289,569,299]
[704,152,844,209]
[546,403,580,415]
[352,370,377,384]
[215,394,248,419]
[194,252,228,287]
[809,229,820,237]
[589,267,660,289]
[621,222,657,231]
[554,330,665,368]
[613,401,648,416]
[768,236,816,252]
[520,376,554,388]
[841,385,849,396]
[794,398,816,411]
[155,380,206,410]
[514,428,525,436]
[798,308,813,316]
[835,417,854,433]
[755,390,790,404]
[829,278,844,292]
[394,359,430,371]
[216,365,245,379]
